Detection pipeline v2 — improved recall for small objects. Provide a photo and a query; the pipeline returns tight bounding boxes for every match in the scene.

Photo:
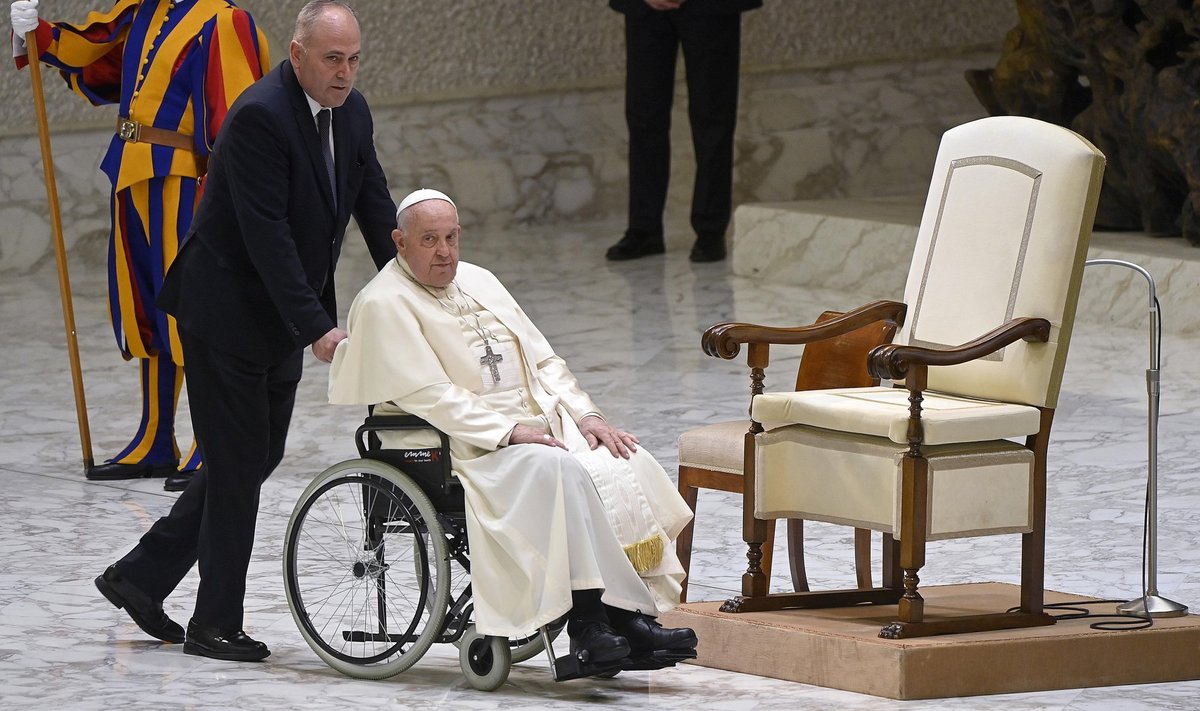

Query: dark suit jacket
[609,0,762,16]
[159,60,396,365]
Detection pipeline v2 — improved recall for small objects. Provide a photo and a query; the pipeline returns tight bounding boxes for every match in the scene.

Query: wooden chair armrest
[702,300,907,360]
[868,316,1051,380]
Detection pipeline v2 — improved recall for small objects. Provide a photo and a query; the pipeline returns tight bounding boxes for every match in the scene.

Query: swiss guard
[10,0,270,491]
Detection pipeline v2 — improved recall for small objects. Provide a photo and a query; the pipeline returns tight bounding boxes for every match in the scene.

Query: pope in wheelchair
[297,189,696,687]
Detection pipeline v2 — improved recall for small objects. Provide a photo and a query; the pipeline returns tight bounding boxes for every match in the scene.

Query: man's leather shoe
[688,234,726,263]
[606,230,665,261]
[87,460,178,481]
[615,614,697,655]
[163,467,198,492]
[94,565,184,643]
[568,622,630,665]
[184,620,270,662]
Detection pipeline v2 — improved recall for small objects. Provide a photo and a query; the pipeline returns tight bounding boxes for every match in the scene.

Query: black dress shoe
[568,622,630,665]
[688,234,726,263]
[87,460,179,481]
[606,230,665,261]
[163,467,198,492]
[615,614,697,655]
[185,620,270,662]
[94,565,184,643]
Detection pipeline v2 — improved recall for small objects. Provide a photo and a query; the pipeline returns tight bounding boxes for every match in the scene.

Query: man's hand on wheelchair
[311,327,348,363]
[579,415,639,459]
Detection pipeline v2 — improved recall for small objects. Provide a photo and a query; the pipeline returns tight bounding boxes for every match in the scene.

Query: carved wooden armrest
[868,316,1051,381]
[702,300,907,360]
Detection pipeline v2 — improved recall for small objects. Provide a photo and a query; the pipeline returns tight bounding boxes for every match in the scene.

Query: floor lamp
[1084,258,1187,618]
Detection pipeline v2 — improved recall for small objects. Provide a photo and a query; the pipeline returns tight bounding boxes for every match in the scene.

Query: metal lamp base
[1117,595,1189,618]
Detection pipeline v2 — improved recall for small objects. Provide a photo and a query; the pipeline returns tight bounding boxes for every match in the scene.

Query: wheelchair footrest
[551,653,625,682]
[621,648,697,671]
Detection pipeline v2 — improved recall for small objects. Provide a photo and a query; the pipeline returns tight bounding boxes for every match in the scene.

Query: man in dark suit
[605,0,762,263]
[93,0,396,662]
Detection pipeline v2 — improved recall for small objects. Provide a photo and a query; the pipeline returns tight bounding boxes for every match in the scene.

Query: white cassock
[328,258,693,637]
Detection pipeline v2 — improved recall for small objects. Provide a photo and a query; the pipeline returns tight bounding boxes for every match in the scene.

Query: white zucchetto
[396,188,456,222]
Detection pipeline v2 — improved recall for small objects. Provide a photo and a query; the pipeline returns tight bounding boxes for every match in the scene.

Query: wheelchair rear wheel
[284,459,451,679]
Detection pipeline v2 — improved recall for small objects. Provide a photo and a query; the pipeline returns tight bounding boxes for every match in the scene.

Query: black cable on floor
[1004,599,1153,631]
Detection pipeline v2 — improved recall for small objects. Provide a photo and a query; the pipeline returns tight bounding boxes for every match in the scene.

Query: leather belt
[116,118,195,152]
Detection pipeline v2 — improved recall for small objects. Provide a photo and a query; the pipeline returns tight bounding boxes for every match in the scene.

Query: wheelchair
[282,414,691,690]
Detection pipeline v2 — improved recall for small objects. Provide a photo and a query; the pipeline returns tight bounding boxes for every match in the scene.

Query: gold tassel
[624,535,663,574]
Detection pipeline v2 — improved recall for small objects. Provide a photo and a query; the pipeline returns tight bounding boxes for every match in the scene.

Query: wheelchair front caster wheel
[459,625,511,691]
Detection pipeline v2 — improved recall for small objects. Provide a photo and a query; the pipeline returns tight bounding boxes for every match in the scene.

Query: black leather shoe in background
[87,460,179,481]
[185,620,270,662]
[615,614,697,655]
[688,233,726,263]
[94,565,185,643]
[163,467,198,492]
[606,229,665,261]
[568,622,630,665]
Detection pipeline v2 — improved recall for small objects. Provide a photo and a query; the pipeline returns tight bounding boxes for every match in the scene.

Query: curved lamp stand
[1084,258,1187,618]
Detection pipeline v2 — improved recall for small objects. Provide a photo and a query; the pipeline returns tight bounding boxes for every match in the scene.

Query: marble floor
[1,220,1198,710]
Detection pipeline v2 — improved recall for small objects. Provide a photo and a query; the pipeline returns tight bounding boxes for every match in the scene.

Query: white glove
[11,0,40,36]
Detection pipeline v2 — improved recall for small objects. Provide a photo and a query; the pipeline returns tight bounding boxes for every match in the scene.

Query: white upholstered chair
[675,311,899,602]
[704,116,1105,639]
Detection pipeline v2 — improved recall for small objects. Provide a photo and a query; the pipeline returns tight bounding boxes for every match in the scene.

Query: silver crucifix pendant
[480,343,503,383]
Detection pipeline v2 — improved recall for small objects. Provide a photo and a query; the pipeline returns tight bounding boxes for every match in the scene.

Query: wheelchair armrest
[362,413,436,429]
[356,414,451,458]
[355,413,462,512]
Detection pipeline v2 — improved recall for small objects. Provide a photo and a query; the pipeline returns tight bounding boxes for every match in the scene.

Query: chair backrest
[795,311,897,391]
[896,116,1105,408]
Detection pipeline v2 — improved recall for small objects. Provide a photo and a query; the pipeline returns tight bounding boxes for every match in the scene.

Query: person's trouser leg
[186,335,301,631]
[115,460,208,601]
[106,178,202,470]
[116,327,300,629]
[678,14,742,239]
[624,12,680,235]
[108,355,183,468]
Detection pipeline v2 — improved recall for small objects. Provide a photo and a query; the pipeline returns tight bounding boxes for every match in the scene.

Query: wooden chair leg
[896,453,929,624]
[788,523,874,591]
[881,533,901,588]
[761,518,776,591]
[854,528,873,588]
[786,518,810,592]
[676,475,700,603]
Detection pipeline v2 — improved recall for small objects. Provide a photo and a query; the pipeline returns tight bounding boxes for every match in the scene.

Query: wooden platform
[658,583,1200,700]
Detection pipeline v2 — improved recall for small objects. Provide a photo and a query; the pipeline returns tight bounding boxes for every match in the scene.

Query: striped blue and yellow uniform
[22,0,269,470]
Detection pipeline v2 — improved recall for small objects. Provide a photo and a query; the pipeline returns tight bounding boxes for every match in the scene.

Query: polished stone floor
[1,220,1198,710]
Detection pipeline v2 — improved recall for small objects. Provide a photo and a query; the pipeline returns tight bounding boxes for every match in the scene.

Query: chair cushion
[751,386,1042,445]
[754,425,1034,540]
[677,420,752,474]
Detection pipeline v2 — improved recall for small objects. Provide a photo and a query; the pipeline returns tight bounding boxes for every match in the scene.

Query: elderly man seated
[328,189,697,672]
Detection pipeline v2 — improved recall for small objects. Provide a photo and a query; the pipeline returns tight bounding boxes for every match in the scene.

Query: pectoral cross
[480,343,504,384]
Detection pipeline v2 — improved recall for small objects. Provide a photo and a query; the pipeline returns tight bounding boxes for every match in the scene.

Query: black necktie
[317,108,336,210]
